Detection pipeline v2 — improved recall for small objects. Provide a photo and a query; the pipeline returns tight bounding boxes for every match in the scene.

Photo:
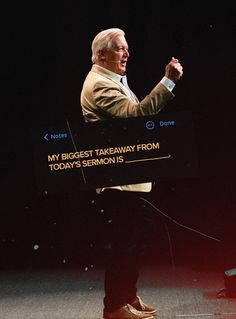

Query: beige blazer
[80,64,175,192]
[81,64,174,122]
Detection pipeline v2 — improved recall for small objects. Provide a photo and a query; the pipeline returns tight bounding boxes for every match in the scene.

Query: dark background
[1,1,235,271]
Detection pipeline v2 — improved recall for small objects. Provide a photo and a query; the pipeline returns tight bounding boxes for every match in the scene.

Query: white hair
[91,28,125,63]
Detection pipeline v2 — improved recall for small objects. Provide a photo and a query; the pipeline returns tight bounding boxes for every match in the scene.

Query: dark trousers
[97,189,156,312]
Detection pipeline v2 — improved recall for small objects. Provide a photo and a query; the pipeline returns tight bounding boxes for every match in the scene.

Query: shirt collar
[94,64,125,83]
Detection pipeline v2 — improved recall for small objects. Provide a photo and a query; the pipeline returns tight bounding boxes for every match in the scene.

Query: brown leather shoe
[103,304,155,319]
[130,296,157,314]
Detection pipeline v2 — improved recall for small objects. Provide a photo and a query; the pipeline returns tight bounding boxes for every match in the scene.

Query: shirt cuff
[160,76,175,92]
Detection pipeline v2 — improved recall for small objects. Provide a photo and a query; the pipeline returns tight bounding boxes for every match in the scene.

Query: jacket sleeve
[93,80,174,119]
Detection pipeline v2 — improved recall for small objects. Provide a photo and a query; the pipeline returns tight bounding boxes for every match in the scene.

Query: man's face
[102,35,129,75]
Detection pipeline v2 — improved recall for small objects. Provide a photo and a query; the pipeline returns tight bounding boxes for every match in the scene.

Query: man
[80,28,183,319]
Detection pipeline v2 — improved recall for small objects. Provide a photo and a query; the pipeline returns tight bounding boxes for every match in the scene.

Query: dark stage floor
[0,264,236,319]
